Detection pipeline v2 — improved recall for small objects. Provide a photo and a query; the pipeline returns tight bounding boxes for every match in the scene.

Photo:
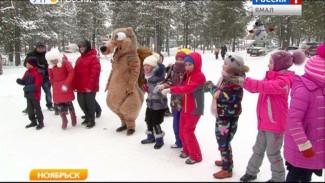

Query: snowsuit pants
[145,108,165,135]
[172,109,183,147]
[27,98,43,124]
[179,112,202,161]
[215,116,238,172]
[77,92,96,123]
[245,131,285,182]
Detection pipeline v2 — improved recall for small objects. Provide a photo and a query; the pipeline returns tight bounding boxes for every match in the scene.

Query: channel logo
[253,0,302,16]
[30,0,58,5]
[30,169,88,181]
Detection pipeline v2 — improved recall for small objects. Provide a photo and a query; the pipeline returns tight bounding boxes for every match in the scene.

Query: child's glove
[142,84,149,93]
[161,88,170,96]
[203,81,214,92]
[155,84,165,91]
[16,78,24,85]
[301,147,315,159]
[224,76,245,86]
[61,85,68,92]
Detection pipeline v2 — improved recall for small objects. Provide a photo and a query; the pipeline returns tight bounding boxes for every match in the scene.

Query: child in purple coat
[284,43,325,182]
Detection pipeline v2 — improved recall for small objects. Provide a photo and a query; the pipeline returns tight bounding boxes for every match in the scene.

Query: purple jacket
[244,70,294,133]
[284,74,325,170]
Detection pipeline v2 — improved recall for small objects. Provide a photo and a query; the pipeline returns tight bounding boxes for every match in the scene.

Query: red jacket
[170,52,206,114]
[74,49,101,92]
[20,67,43,100]
[48,56,75,103]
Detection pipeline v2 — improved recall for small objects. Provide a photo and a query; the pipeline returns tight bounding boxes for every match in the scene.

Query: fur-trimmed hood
[226,65,249,75]
[46,49,64,69]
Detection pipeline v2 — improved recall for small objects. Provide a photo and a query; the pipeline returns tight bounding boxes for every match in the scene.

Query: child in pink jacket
[284,43,325,182]
[226,50,305,182]
[161,52,206,164]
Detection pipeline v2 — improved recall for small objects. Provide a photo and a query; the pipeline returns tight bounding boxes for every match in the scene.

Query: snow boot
[60,111,68,129]
[69,109,77,126]
[86,121,95,129]
[25,121,37,128]
[180,151,189,158]
[240,173,257,182]
[185,157,201,164]
[127,129,135,136]
[215,160,222,166]
[36,122,44,130]
[153,125,164,149]
[141,130,155,144]
[116,124,127,132]
[213,170,233,179]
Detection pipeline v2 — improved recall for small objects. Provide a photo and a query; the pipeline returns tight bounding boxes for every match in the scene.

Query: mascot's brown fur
[100,27,144,135]
[137,47,153,89]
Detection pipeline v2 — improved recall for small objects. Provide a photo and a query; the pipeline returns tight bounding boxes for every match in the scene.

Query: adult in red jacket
[46,49,77,129]
[162,52,206,164]
[75,40,101,129]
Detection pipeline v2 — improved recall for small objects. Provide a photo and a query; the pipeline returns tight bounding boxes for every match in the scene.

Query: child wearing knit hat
[141,52,168,149]
[204,54,249,179]
[227,50,306,182]
[284,43,325,182]
[45,49,77,129]
[155,48,191,148]
[16,57,45,130]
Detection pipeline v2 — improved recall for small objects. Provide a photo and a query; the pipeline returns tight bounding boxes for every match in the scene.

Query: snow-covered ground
[0,48,323,181]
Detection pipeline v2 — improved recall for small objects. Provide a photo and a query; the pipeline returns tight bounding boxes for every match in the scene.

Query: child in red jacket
[16,57,44,130]
[46,49,76,129]
[161,52,206,164]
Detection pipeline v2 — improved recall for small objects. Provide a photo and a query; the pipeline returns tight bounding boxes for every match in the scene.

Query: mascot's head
[100,27,137,60]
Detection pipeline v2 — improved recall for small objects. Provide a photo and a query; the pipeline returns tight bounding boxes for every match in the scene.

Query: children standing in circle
[226,50,305,182]
[141,53,168,149]
[284,43,325,182]
[16,57,44,130]
[155,48,191,148]
[204,54,249,179]
[46,49,77,130]
[160,52,206,164]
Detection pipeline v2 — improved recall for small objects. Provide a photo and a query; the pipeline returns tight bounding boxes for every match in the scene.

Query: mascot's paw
[126,87,134,95]
[116,125,127,132]
[127,129,135,136]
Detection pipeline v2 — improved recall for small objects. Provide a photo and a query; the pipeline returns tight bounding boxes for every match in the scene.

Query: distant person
[221,45,227,60]
[23,42,54,113]
[16,57,44,130]
[226,50,305,182]
[74,40,101,129]
[46,49,77,129]
[214,47,220,59]
[284,43,325,182]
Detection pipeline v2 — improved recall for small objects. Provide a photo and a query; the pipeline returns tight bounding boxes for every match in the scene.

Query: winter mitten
[155,84,165,91]
[16,78,24,85]
[61,85,68,92]
[224,76,244,86]
[85,88,91,93]
[142,84,149,93]
[302,148,315,159]
[161,88,170,96]
[203,80,214,92]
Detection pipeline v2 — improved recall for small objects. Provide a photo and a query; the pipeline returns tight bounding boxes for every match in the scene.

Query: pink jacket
[244,70,295,133]
[284,74,325,170]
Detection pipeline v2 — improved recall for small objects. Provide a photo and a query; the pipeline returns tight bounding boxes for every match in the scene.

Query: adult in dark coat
[22,42,54,113]
[221,45,228,60]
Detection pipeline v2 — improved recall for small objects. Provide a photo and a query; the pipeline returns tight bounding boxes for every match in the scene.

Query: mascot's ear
[126,27,134,37]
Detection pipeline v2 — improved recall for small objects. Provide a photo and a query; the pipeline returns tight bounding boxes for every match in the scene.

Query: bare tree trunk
[0,53,3,75]
[13,1,21,66]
